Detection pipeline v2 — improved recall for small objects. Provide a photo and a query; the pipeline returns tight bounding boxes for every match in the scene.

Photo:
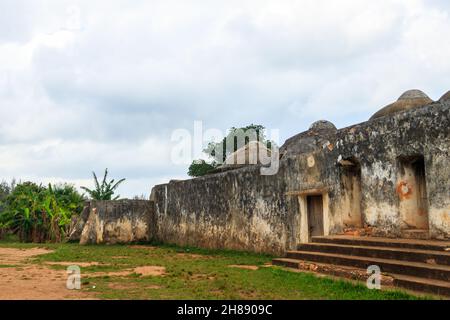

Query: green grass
[0,240,430,300]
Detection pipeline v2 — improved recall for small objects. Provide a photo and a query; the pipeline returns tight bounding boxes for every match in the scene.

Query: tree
[204,124,271,163]
[0,181,11,214]
[0,179,16,213]
[187,124,273,177]
[81,168,126,200]
[0,181,84,242]
[188,160,218,177]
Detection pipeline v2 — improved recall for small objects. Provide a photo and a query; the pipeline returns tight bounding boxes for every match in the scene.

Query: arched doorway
[397,155,429,235]
[339,158,363,228]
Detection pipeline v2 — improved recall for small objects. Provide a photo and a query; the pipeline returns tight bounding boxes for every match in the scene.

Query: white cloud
[0,0,449,197]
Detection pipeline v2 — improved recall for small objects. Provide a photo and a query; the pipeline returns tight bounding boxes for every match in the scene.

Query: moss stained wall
[76,200,154,245]
[150,103,449,254]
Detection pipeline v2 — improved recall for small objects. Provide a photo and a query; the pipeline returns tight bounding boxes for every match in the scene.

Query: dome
[309,120,337,132]
[222,141,272,167]
[280,121,337,158]
[439,91,450,102]
[398,89,429,100]
[370,90,433,120]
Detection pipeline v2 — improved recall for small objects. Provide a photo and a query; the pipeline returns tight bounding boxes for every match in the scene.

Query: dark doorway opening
[397,155,429,232]
[307,195,324,237]
[340,159,363,228]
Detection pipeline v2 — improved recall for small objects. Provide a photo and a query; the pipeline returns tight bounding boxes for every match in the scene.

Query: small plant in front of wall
[0,182,85,243]
[81,168,126,201]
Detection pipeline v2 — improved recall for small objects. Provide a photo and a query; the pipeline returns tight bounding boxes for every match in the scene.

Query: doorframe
[339,158,363,228]
[294,188,330,243]
[396,155,430,232]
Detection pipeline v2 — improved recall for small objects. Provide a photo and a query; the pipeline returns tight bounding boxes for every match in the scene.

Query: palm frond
[81,169,126,201]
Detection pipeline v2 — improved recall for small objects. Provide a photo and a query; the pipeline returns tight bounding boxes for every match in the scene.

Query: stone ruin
[71,90,450,255]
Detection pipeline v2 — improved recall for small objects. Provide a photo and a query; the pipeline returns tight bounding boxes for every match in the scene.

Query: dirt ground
[0,247,169,299]
[0,247,94,300]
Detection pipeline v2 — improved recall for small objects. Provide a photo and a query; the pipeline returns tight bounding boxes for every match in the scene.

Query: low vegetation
[188,160,219,177]
[0,182,84,242]
[0,239,428,300]
[0,168,126,243]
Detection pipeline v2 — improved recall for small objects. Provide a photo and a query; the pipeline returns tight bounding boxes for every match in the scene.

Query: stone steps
[392,274,450,297]
[275,251,450,281]
[272,236,450,297]
[401,229,431,240]
[311,236,450,251]
[296,243,450,265]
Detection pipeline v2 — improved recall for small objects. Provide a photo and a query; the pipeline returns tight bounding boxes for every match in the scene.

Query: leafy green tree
[42,184,86,242]
[52,184,85,213]
[188,160,218,177]
[187,124,273,177]
[1,182,45,241]
[81,168,126,200]
[0,181,11,214]
[0,180,16,212]
[0,182,84,242]
[204,124,270,163]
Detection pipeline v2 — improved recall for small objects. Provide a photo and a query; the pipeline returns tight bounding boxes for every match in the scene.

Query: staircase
[273,235,450,297]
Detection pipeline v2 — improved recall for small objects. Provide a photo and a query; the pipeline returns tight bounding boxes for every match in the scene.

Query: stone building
[149,89,449,254]
[71,89,449,296]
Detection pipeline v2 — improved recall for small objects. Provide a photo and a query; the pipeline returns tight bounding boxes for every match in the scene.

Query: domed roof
[398,89,429,100]
[370,90,433,120]
[222,141,271,167]
[309,120,337,132]
[439,90,450,102]
[280,120,337,158]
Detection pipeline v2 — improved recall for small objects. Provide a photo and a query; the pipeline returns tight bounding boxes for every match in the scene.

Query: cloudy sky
[1,0,449,198]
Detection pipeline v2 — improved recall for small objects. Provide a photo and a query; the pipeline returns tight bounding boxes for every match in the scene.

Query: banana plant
[81,168,126,200]
[1,181,84,243]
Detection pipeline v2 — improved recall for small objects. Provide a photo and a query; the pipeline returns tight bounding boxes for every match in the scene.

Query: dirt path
[0,247,94,300]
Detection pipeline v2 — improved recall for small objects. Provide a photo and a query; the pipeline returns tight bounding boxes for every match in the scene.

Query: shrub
[0,182,85,243]
[0,180,15,214]
[188,160,218,177]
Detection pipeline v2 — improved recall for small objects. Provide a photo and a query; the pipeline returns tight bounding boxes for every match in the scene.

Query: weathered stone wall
[69,102,448,253]
[330,102,449,239]
[150,166,292,254]
[72,200,154,245]
[150,102,449,254]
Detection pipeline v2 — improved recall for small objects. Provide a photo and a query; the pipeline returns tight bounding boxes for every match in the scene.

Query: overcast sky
[1,0,449,198]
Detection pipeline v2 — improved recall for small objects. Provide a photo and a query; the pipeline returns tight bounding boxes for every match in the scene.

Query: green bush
[0,182,85,243]
[0,180,15,214]
[188,160,218,177]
